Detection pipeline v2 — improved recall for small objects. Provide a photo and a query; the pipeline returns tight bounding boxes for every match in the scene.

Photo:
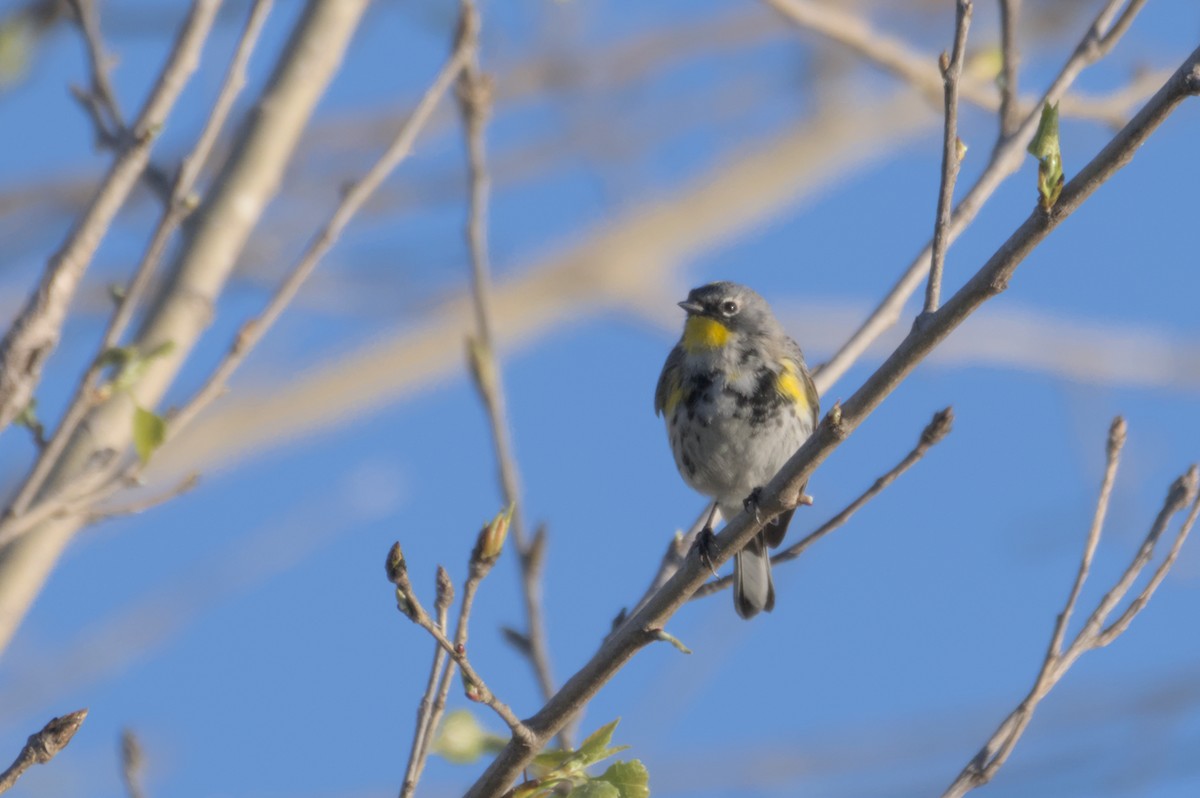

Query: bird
[655,281,819,618]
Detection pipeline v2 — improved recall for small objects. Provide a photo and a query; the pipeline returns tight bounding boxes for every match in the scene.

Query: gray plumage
[655,282,818,618]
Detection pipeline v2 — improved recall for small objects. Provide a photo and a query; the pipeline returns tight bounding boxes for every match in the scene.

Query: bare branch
[163,14,470,446]
[1049,416,1125,657]
[68,0,125,138]
[463,45,1200,797]
[86,474,200,525]
[120,729,145,798]
[8,0,274,518]
[942,427,1198,798]
[455,0,562,737]
[997,0,1022,140]
[400,567,454,798]
[925,0,973,315]
[386,542,533,745]
[0,709,88,794]
[692,407,954,600]
[0,0,372,657]
[0,0,221,437]
[813,0,1151,396]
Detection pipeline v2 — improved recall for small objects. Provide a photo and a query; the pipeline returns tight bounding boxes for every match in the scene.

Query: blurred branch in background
[455,0,563,740]
[0,0,220,437]
[812,0,1152,396]
[0,0,372,656]
[119,729,145,798]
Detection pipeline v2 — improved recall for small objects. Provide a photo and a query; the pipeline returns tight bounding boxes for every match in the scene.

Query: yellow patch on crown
[775,363,811,417]
[682,316,730,352]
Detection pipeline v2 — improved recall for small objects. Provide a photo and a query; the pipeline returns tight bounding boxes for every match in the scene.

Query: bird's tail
[733,532,775,619]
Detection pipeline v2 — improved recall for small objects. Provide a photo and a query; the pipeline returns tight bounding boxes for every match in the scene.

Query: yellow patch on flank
[682,316,730,352]
[665,383,683,417]
[776,365,811,417]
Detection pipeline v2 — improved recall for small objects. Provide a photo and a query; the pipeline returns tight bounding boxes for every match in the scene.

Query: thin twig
[692,407,954,600]
[86,475,201,526]
[387,543,533,745]
[400,567,454,798]
[455,0,562,736]
[1049,416,1124,657]
[941,426,1198,798]
[68,0,124,138]
[8,0,274,519]
[763,0,1142,128]
[0,709,88,794]
[0,0,221,439]
[997,0,1022,141]
[812,0,1150,396]
[925,0,973,316]
[464,44,1200,797]
[120,729,145,798]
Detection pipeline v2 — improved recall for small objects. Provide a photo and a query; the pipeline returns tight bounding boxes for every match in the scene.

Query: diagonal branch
[462,43,1200,798]
[811,0,1150,397]
[0,709,88,795]
[692,407,954,600]
[7,0,275,519]
[0,0,221,438]
[942,418,1197,798]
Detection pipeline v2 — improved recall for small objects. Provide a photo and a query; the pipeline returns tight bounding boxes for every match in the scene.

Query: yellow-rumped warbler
[655,282,819,618]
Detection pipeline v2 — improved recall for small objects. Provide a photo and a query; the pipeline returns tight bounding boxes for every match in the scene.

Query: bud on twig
[920,406,955,449]
[472,504,513,567]
[435,565,455,615]
[1107,416,1128,458]
[385,542,407,585]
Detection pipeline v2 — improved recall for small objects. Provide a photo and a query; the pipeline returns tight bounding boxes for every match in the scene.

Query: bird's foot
[743,487,764,524]
[691,526,719,578]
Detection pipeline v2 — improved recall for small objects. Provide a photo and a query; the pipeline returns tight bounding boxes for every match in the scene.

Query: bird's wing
[781,337,820,427]
[654,344,684,417]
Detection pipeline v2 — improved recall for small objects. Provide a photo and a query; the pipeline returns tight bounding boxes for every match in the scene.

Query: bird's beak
[677,300,704,314]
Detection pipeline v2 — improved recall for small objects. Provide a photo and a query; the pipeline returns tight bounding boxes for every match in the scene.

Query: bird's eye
[720,300,739,316]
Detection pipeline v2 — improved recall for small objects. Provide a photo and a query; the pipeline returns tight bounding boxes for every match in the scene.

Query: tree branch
[996,0,1022,141]
[0,0,220,438]
[925,0,972,315]
[0,0,372,657]
[942,421,1198,798]
[399,567,454,798]
[692,407,954,600]
[462,44,1200,798]
[454,0,563,739]
[7,0,275,519]
[0,709,87,794]
[812,0,1150,396]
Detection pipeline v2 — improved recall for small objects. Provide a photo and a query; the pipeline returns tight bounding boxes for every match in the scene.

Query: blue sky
[1,1,1199,796]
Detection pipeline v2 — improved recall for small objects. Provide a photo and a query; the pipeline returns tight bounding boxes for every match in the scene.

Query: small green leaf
[567,780,620,798]
[97,347,134,371]
[598,761,649,798]
[14,398,45,444]
[132,405,166,463]
[0,15,33,86]
[1027,102,1063,209]
[576,720,619,762]
[432,710,505,764]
